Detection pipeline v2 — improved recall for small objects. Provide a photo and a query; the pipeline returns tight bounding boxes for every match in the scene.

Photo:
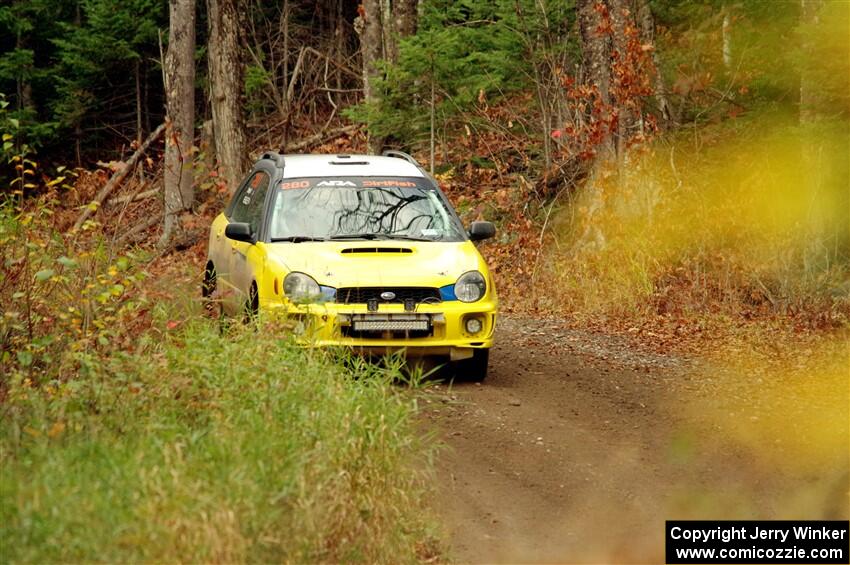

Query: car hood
[264,240,484,288]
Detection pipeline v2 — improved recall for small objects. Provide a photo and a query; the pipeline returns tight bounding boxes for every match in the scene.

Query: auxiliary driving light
[465,317,484,334]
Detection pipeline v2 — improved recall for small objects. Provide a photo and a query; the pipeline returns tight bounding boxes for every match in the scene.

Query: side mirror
[225,222,255,243]
[468,221,496,242]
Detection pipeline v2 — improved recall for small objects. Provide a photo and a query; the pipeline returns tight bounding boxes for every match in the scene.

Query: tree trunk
[386,0,417,64]
[633,0,672,125]
[799,0,826,276]
[14,33,34,112]
[355,0,384,154]
[207,0,248,194]
[576,0,645,251]
[161,0,196,246]
[135,60,143,146]
[799,0,822,124]
[722,9,732,71]
[381,0,393,63]
[135,59,144,182]
[394,0,418,40]
[577,0,615,159]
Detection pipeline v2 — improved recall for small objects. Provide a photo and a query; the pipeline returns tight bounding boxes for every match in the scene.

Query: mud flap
[450,347,475,361]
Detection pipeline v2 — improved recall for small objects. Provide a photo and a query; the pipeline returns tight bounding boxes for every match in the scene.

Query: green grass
[1,320,436,563]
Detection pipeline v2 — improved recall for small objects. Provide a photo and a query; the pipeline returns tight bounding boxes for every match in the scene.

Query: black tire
[453,349,489,382]
[243,283,259,325]
[202,264,219,318]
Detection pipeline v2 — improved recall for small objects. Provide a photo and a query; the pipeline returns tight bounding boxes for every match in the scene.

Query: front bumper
[263,299,497,358]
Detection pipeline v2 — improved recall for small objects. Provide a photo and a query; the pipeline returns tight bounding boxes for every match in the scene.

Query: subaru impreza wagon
[203,151,497,380]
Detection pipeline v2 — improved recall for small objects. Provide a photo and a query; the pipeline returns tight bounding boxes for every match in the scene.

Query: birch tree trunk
[161,0,196,246]
[722,9,732,72]
[207,0,247,194]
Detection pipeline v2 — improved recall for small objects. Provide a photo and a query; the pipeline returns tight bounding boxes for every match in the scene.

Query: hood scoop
[341,247,413,254]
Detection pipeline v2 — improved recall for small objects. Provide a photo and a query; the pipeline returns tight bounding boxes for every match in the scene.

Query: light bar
[353,320,429,332]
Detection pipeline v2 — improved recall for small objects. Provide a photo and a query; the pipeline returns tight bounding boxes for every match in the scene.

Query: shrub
[0,198,436,563]
[1,320,435,563]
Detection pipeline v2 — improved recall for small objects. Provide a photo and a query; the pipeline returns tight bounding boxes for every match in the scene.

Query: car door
[212,172,253,311]
[227,169,272,309]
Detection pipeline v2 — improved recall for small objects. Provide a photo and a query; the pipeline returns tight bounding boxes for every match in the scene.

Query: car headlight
[455,270,486,302]
[283,272,321,303]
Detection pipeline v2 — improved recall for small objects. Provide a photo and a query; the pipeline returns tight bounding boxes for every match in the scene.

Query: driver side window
[230,171,270,234]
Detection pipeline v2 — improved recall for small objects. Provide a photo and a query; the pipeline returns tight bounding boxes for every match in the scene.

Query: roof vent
[341,247,413,254]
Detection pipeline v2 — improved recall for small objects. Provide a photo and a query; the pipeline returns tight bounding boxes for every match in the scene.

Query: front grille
[336,287,441,305]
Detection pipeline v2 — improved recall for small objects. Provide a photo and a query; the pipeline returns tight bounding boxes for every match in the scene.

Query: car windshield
[269,177,467,242]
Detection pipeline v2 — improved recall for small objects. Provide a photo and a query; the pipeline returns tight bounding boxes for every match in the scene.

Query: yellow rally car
[203,151,497,380]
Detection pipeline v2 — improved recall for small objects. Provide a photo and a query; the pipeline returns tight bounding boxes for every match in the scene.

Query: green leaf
[17,350,32,367]
[35,268,55,281]
[57,256,78,269]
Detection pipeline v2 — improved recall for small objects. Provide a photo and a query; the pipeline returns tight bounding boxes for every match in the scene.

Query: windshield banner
[279,177,427,190]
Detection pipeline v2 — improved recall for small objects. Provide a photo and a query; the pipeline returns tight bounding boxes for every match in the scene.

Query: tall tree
[161,0,196,245]
[577,0,651,160]
[577,0,616,158]
[355,0,384,154]
[385,0,418,64]
[207,0,247,194]
[575,0,654,249]
[798,0,822,124]
[633,0,671,125]
[393,0,418,41]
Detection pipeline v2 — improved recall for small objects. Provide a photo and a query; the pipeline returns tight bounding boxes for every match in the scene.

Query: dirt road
[424,316,848,563]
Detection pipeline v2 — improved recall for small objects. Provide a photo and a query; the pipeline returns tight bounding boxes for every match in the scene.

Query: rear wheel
[453,349,489,382]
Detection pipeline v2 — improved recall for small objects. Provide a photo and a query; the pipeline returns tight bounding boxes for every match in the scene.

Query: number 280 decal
[280,180,310,190]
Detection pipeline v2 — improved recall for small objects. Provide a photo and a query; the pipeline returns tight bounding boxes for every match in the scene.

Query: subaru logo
[380,291,396,301]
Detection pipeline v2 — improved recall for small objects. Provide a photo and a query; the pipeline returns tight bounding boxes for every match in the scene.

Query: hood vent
[341,247,413,254]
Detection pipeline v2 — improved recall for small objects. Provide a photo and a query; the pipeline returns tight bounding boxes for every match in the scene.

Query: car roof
[275,154,426,179]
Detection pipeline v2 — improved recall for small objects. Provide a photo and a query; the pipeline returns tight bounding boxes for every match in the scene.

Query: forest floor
[421,316,849,563]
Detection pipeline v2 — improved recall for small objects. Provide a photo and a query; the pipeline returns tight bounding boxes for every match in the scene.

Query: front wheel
[243,283,259,325]
[453,349,489,382]
[202,264,220,318]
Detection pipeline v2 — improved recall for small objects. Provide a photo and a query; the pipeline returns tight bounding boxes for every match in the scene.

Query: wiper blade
[270,236,326,242]
[329,233,431,241]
